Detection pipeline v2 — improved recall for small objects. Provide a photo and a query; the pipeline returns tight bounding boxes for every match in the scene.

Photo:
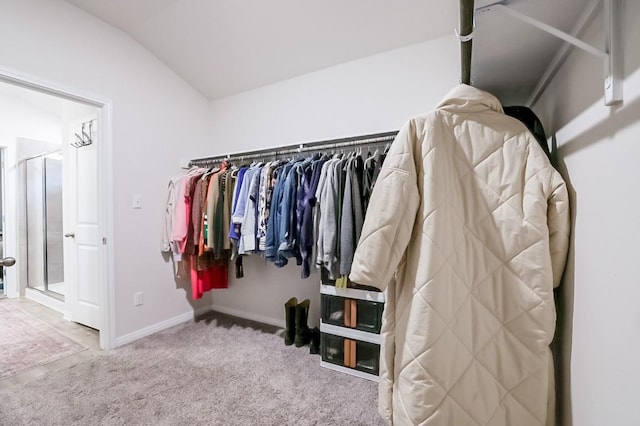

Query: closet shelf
[458,0,622,106]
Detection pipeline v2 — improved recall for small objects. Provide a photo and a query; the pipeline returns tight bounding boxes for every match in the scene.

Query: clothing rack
[188,131,399,168]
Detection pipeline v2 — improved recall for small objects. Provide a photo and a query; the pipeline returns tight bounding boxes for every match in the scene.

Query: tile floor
[0,297,100,390]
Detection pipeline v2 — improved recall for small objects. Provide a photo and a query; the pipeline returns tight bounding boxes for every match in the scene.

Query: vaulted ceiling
[64,0,589,104]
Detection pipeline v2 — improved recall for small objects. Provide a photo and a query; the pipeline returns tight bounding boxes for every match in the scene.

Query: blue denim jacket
[265,162,293,266]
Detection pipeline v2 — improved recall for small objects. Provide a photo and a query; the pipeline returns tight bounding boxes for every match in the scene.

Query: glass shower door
[25,153,64,299]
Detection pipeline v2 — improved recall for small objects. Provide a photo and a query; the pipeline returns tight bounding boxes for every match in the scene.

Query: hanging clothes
[171,168,201,256]
[165,137,392,294]
[190,257,228,299]
[205,163,226,253]
[315,157,340,278]
[161,174,185,269]
[161,163,234,300]
[313,157,333,276]
[228,166,248,244]
[277,158,305,265]
[362,151,383,212]
[193,167,229,298]
[191,175,207,256]
[349,85,571,425]
[229,166,248,278]
[299,156,328,278]
[265,160,295,266]
[339,155,364,276]
[196,172,213,256]
[504,105,552,161]
[239,165,262,254]
[180,171,204,256]
[334,156,348,262]
[350,155,365,248]
[211,168,232,256]
[257,162,276,251]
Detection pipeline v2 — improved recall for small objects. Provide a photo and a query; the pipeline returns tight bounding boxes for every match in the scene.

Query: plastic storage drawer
[321,332,380,375]
[321,294,383,333]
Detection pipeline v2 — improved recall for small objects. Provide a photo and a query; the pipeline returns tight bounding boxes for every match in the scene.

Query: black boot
[284,297,297,346]
[309,327,320,355]
[294,299,311,347]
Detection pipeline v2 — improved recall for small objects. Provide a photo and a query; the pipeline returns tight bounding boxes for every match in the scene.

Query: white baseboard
[209,304,285,329]
[114,305,285,349]
[25,288,71,319]
[114,305,211,348]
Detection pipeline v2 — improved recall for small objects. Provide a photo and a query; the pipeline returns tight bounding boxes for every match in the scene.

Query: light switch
[132,194,142,209]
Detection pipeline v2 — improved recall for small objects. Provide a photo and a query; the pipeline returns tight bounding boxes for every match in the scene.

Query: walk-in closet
[0,1,638,425]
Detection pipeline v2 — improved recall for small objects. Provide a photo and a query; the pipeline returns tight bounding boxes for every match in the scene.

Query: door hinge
[102,237,107,245]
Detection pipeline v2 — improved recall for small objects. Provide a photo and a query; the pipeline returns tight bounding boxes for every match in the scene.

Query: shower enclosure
[24,152,65,299]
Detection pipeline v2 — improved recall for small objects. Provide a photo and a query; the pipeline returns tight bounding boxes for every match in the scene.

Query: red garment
[190,257,228,299]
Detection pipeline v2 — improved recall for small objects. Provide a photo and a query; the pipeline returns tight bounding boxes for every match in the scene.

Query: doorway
[0,73,112,349]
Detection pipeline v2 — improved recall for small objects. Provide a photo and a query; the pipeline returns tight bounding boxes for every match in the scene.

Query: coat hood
[436,84,504,114]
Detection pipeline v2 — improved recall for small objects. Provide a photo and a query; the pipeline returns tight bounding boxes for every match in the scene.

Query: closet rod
[189,130,398,168]
[459,0,476,85]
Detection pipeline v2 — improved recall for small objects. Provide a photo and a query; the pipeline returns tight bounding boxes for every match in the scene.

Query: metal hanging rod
[188,131,398,168]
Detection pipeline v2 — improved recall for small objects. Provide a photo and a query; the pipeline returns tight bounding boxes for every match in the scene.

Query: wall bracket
[477,0,622,106]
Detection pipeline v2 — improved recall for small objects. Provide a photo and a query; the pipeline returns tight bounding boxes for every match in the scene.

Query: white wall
[0,0,211,342]
[534,2,640,425]
[0,91,63,299]
[204,35,460,327]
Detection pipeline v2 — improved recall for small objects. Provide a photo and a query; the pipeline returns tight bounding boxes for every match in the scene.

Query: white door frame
[0,65,115,350]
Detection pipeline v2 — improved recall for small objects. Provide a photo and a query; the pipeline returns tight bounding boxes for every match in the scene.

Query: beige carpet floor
[0,300,87,379]
[0,310,383,425]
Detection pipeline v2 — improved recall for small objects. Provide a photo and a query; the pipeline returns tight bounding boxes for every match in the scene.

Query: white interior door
[64,115,100,330]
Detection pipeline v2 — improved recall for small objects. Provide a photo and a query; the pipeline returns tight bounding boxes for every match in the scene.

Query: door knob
[0,257,16,267]
[64,232,75,238]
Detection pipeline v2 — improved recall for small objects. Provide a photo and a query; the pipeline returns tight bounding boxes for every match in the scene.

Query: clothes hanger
[365,148,380,168]
[201,162,220,178]
[185,165,204,175]
[343,152,356,171]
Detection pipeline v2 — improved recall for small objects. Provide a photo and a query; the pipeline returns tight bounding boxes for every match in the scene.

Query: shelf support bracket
[476,0,622,106]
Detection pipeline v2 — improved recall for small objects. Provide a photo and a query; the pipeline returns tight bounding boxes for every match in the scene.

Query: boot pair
[285,297,310,347]
[284,298,320,353]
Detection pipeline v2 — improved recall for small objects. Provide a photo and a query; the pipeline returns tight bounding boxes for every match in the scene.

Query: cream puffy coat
[349,85,570,426]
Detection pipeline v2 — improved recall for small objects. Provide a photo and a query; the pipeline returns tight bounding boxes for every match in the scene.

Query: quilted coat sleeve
[349,120,420,291]
[548,172,571,287]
